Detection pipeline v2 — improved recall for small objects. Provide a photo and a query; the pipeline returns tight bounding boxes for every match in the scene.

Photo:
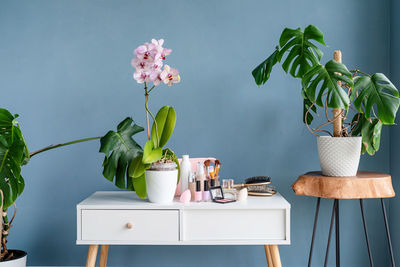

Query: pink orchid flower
[151,38,172,60]
[149,69,163,86]
[134,43,155,61]
[131,58,151,70]
[133,70,151,83]
[160,65,180,86]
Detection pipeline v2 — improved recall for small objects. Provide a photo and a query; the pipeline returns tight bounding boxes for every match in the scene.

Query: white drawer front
[81,209,179,242]
[183,209,286,241]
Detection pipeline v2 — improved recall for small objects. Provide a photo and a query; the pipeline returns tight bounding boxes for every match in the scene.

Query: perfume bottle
[222,179,237,200]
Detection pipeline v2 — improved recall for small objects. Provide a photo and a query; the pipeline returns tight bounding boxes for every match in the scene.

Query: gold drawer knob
[126,223,133,229]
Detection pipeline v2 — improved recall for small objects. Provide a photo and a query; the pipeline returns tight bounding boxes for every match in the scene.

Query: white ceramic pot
[0,250,27,267]
[317,136,362,176]
[145,169,178,204]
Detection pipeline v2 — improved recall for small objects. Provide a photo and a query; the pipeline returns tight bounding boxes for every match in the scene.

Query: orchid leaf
[353,73,400,124]
[142,140,162,164]
[128,154,149,179]
[151,106,176,148]
[132,173,147,199]
[99,117,143,189]
[302,60,352,110]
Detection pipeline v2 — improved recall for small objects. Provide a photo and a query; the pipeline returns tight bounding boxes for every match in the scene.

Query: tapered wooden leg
[99,245,109,267]
[264,245,274,267]
[270,245,282,267]
[86,245,99,267]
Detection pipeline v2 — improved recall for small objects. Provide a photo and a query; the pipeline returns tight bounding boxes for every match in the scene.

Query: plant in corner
[0,38,180,264]
[252,25,400,176]
[100,38,181,203]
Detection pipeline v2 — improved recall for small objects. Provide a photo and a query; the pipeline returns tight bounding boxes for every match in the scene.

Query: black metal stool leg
[360,199,374,267]
[335,199,340,267]
[324,199,337,267]
[308,197,321,267]
[381,198,396,267]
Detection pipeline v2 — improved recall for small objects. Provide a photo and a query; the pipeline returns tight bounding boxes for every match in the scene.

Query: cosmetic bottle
[180,155,191,193]
[188,172,196,201]
[196,162,206,191]
[203,180,210,201]
[195,180,202,202]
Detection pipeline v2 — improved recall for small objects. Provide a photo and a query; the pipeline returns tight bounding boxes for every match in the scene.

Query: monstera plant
[253,25,400,155]
[252,25,400,176]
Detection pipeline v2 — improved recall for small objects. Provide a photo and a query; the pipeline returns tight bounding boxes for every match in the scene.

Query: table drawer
[81,209,179,242]
[183,209,286,241]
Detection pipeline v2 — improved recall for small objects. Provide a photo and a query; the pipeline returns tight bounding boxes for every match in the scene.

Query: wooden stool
[292,171,396,267]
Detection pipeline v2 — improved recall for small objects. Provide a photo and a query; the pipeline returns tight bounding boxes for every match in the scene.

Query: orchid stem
[144,83,159,146]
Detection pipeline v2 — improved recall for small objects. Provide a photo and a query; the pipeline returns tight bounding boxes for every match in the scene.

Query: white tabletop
[77,191,291,210]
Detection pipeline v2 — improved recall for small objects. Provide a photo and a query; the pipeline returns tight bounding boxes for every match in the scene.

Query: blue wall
[0,0,394,266]
[390,0,400,264]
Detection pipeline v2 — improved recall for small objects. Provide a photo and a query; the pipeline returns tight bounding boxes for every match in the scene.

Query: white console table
[77,191,290,267]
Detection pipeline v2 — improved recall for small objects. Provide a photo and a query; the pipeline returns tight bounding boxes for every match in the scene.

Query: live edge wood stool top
[292,171,395,199]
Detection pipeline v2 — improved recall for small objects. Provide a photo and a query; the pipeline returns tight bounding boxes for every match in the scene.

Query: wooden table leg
[86,245,99,267]
[270,245,282,267]
[264,245,274,267]
[99,245,109,267]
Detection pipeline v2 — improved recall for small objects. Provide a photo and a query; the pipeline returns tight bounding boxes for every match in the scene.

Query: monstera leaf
[278,25,325,78]
[351,114,382,155]
[252,25,325,86]
[0,109,28,209]
[100,117,144,189]
[353,73,400,124]
[302,60,353,110]
[252,47,280,86]
[151,106,176,148]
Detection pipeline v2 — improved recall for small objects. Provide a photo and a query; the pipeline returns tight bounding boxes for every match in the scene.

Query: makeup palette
[209,186,236,204]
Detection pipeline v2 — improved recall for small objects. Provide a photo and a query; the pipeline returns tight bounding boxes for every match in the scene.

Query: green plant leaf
[302,89,317,124]
[151,106,176,148]
[351,114,382,155]
[252,47,280,86]
[128,154,149,178]
[353,73,400,124]
[99,117,144,189]
[302,60,352,110]
[142,140,162,164]
[132,173,147,199]
[278,25,325,78]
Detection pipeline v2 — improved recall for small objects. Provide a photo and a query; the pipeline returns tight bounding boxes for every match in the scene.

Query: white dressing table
[77,191,290,266]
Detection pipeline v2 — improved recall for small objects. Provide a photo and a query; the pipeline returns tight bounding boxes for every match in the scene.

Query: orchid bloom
[132,39,179,86]
[160,65,180,86]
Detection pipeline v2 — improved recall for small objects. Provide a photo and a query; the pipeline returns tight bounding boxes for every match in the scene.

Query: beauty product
[195,180,202,202]
[203,180,210,201]
[196,162,206,191]
[180,155,191,193]
[188,172,196,201]
[209,186,236,204]
[180,189,191,203]
[210,178,216,187]
[237,188,248,201]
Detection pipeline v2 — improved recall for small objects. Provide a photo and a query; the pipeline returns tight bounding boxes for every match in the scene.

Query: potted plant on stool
[252,25,400,176]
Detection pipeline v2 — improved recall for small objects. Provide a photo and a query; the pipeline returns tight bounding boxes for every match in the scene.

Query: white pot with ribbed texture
[317,136,362,176]
[0,250,27,267]
[145,169,178,204]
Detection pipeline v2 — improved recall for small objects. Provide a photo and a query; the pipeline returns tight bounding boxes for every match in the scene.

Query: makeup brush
[215,159,221,176]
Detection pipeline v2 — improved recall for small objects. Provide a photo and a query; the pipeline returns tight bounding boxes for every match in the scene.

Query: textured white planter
[317,136,362,177]
[145,169,178,204]
[0,251,26,267]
